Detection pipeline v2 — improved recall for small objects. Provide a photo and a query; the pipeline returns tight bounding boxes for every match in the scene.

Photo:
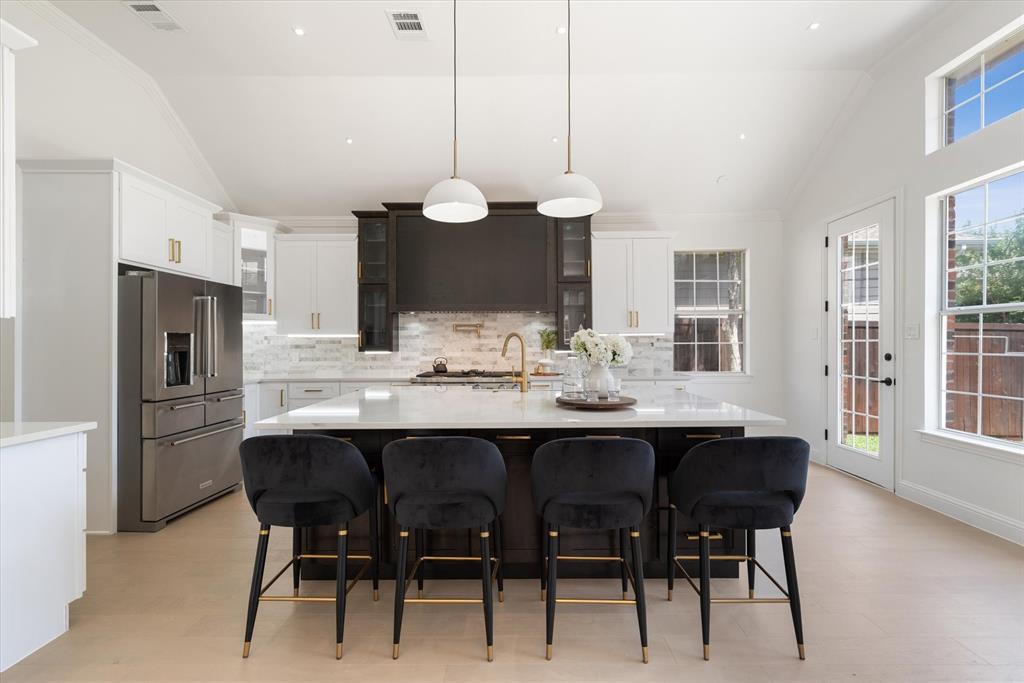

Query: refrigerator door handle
[193,296,212,378]
[209,296,219,378]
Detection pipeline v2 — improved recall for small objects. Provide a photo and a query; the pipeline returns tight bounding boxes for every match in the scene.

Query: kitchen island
[254,385,785,581]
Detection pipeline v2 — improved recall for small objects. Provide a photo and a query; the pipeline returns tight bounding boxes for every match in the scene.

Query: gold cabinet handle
[358,329,363,348]
[279,388,284,407]
[635,310,639,328]
[168,238,176,262]
[496,435,531,441]
[687,532,724,541]
[358,261,362,279]
[317,312,321,329]
[268,298,272,316]
[585,434,622,438]
[303,389,324,393]
[586,259,591,277]
[311,312,316,329]
[686,433,722,439]
[175,240,182,263]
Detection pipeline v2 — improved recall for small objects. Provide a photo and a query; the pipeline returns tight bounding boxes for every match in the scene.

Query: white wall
[1,0,230,206]
[782,1,1024,543]
[595,212,786,434]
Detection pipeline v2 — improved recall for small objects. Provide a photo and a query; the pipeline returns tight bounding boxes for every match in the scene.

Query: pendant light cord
[566,0,572,173]
[452,0,458,178]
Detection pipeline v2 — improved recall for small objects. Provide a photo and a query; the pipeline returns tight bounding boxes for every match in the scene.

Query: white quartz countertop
[244,372,678,383]
[0,421,97,448]
[254,385,784,431]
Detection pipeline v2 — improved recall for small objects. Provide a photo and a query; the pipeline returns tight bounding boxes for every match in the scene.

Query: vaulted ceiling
[51,0,949,217]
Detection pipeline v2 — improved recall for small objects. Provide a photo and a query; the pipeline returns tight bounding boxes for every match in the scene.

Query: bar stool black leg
[780,526,805,660]
[545,526,558,660]
[629,527,649,663]
[393,527,409,659]
[369,487,380,601]
[539,520,549,601]
[699,524,711,661]
[667,506,677,600]
[336,525,348,659]
[242,524,270,658]
[415,528,426,598]
[618,528,630,600]
[292,527,302,597]
[492,516,505,603]
[480,527,494,661]
[746,528,756,599]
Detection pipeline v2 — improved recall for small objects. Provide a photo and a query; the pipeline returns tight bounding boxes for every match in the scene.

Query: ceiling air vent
[123,2,184,32]
[386,10,428,41]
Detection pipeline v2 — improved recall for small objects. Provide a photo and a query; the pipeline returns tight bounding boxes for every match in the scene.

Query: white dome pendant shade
[537,171,602,218]
[538,0,601,219]
[422,0,488,224]
[423,177,488,223]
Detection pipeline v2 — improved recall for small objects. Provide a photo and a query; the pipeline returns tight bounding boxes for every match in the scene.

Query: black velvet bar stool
[239,435,379,660]
[531,437,655,664]
[383,436,507,662]
[667,436,809,661]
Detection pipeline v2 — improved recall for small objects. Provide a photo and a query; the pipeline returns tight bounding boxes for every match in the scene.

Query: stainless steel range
[411,369,524,391]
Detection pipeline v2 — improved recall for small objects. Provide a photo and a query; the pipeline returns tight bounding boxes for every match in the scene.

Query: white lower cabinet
[275,235,357,335]
[256,382,288,435]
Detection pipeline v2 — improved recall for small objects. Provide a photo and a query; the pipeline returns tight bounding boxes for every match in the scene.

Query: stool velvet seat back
[669,436,809,528]
[240,435,375,527]
[531,437,655,529]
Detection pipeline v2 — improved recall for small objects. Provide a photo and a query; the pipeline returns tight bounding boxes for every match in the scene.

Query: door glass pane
[361,287,388,348]
[560,221,587,278]
[560,286,588,346]
[240,228,268,315]
[839,225,881,456]
[360,220,388,282]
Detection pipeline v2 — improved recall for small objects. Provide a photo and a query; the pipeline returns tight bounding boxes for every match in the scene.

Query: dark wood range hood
[353,202,593,352]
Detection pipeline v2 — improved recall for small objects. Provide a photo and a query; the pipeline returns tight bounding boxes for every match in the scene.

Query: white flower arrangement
[570,329,633,367]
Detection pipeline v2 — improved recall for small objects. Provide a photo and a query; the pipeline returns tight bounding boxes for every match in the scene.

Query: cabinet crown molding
[1,19,37,50]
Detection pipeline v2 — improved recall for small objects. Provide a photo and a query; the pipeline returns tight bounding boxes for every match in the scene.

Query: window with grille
[943,30,1024,145]
[673,251,746,373]
[941,169,1024,446]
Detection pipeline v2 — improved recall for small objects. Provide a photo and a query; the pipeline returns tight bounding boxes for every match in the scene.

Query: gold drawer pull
[496,435,531,441]
[686,433,722,439]
[687,532,724,541]
[303,389,324,393]
[585,434,622,439]
[168,238,175,262]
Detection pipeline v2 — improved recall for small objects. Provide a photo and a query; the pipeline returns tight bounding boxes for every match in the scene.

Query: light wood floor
[4,463,1023,682]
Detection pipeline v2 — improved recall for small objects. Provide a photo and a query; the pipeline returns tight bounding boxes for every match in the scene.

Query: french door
[826,199,896,489]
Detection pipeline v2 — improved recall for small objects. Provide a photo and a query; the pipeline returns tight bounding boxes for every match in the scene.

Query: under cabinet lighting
[363,351,392,355]
[286,334,359,339]
[243,320,277,326]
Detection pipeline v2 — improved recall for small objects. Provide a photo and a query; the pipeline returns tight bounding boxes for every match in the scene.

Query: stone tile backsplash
[243,312,675,380]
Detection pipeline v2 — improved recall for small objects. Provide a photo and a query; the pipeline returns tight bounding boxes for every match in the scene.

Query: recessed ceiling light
[551,136,559,143]
[807,22,821,31]
[556,26,567,35]
[292,27,306,36]
[739,133,747,141]
[345,137,353,145]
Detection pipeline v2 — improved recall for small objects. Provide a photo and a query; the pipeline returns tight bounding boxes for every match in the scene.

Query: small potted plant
[538,328,557,359]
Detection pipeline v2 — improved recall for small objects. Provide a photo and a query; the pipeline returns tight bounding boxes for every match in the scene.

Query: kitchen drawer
[288,398,327,411]
[657,427,738,474]
[557,427,649,441]
[141,420,244,521]
[142,396,206,438]
[288,382,340,399]
[484,430,553,455]
[205,389,245,425]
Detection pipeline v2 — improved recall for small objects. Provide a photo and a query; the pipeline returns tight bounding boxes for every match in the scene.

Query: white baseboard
[896,479,1024,545]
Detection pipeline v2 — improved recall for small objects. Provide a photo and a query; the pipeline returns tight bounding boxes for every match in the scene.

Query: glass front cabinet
[215,213,279,321]
[556,217,592,348]
[356,213,389,284]
[358,284,396,351]
[354,211,396,351]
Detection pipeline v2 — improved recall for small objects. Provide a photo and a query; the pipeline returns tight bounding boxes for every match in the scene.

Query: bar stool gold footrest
[671,555,791,603]
[258,553,375,601]
[402,553,501,604]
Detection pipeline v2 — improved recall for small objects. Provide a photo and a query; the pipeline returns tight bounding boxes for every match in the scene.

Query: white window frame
[937,168,1024,449]
[671,249,749,375]
[925,17,1024,155]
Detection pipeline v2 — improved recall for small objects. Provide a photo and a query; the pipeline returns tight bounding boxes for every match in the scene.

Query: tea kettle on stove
[432,357,449,373]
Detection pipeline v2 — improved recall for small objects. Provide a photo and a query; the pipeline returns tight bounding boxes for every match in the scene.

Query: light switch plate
[904,323,920,340]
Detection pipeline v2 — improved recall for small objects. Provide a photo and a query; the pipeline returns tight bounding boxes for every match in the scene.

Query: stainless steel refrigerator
[118,270,244,532]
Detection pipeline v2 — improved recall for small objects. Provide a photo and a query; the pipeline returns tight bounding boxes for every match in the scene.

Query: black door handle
[869,377,894,386]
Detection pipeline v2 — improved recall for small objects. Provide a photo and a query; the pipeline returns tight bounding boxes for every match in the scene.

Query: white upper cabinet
[275,235,357,336]
[118,167,218,278]
[592,232,672,335]
[314,239,358,335]
[215,213,279,319]
[208,220,235,285]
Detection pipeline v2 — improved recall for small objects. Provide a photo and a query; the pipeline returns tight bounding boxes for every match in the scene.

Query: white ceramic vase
[587,362,615,398]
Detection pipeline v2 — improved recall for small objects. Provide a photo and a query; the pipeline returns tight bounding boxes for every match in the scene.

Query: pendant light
[423,0,488,223]
[537,0,602,218]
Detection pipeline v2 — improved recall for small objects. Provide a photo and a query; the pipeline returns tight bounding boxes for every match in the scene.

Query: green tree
[951,216,1024,322]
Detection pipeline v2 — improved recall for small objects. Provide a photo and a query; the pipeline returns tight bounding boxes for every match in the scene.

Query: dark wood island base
[294,426,746,582]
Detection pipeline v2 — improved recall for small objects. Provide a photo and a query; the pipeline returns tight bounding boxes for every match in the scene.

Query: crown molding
[1,18,38,50]
[19,0,235,209]
[271,216,358,233]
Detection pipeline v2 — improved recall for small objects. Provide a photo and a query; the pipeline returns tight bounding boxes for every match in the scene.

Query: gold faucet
[501,332,529,393]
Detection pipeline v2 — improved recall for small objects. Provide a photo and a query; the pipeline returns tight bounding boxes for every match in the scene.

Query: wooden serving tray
[555,395,638,410]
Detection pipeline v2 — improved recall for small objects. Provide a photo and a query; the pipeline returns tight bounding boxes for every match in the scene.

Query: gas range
[410,369,521,385]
